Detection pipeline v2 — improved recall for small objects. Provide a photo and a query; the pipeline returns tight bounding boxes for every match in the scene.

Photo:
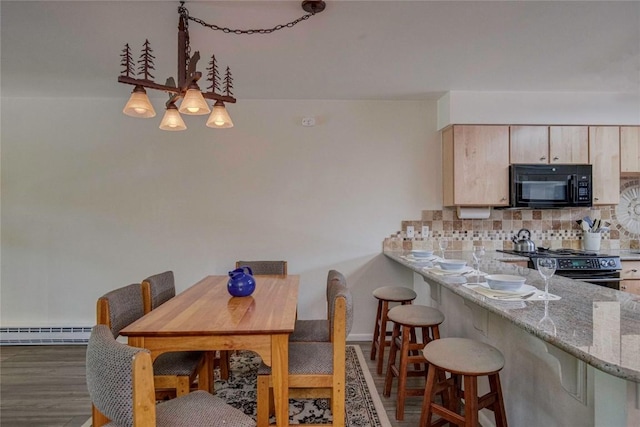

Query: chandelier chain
[179,2,317,35]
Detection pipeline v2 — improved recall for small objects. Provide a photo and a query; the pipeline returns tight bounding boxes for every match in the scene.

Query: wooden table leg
[198,351,214,393]
[271,334,289,427]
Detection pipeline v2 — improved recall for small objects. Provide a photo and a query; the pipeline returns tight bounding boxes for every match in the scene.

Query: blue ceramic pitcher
[227,266,256,297]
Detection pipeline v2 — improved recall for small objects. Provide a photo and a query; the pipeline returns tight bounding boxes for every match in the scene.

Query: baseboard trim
[0,326,92,345]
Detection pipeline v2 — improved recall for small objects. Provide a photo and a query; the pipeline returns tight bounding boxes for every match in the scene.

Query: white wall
[0,97,442,338]
[437,91,640,129]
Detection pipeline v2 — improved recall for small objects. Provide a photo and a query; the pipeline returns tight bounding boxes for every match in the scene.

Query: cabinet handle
[501,197,506,201]
[594,197,599,201]
[553,156,559,161]
[540,156,546,161]
[632,269,638,273]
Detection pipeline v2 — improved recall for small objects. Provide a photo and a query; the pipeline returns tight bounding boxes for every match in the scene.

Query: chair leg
[376,300,390,374]
[419,363,437,427]
[256,374,272,427]
[219,350,230,380]
[383,322,401,397]
[396,324,412,421]
[371,300,382,360]
[463,375,479,427]
[92,404,110,427]
[489,373,509,427]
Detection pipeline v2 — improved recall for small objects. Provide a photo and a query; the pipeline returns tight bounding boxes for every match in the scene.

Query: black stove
[498,248,622,289]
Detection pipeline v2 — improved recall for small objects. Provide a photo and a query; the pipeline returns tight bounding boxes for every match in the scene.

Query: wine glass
[536,258,557,299]
[438,238,449,259]
[538,300,557,336]
[472,246,485,283]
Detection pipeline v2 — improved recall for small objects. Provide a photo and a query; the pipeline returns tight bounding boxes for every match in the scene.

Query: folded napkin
[424,266,474,276]
[464,284,561,301]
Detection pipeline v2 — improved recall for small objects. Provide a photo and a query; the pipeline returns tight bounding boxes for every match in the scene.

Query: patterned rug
[216,345,391,426]
[82,345,390,427]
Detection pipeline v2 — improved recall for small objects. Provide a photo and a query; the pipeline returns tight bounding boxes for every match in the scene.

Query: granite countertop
[384,250,640,382]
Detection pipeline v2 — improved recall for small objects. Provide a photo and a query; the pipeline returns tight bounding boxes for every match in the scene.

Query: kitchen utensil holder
[582,232,601,251]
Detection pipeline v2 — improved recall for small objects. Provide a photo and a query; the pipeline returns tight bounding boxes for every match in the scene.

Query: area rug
[82,345,391,427]
[215,345,391,426]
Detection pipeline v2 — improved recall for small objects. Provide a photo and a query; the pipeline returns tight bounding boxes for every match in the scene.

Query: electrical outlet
[422,225,430,239]
[406,226,415,239]
[301,117,316,127]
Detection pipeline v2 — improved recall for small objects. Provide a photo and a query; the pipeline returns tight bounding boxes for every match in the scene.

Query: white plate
[475,282,537,295]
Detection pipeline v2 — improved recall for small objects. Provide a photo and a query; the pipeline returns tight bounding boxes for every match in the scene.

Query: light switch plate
[406,226,415,239]
[422,225,430,239]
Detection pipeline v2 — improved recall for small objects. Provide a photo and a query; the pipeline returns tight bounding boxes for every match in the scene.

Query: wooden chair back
[87,325,156,427]
[141,270,175,314]
[235,260,288,275]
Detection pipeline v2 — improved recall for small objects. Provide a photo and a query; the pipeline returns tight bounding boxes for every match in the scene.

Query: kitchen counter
[384,250,640,426]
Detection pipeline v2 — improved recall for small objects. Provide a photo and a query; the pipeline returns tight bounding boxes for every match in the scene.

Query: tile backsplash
[383,178,640,252]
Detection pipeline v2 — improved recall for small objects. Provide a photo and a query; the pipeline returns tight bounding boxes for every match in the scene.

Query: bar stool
[420,338,509,427]
[383,304,445,421]
[370,286,417,374]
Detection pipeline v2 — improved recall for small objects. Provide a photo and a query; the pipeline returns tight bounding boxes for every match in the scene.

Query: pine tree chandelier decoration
[119,0,326,131]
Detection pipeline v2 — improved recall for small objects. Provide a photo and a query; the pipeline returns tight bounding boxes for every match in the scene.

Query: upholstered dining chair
[235,260,288,275]
[256,279,353,426]
[141,271,230,381]
[96,283,204,403]
[86,324,255,427]
[289,269,346,342]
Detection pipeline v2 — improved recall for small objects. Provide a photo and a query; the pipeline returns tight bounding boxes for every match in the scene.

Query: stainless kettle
[512,228,536,253]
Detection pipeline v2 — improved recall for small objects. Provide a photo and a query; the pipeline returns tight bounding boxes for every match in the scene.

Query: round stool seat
[372,286,417,302]
[423,337,504,375]
[388,304,444,327]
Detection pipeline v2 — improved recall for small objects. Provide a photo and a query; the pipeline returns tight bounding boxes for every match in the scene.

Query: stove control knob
[600,259,608,268]
[608,259,617,268]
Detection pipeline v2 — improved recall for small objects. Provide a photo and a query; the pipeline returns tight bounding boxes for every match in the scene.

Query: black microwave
[510,164,592,208]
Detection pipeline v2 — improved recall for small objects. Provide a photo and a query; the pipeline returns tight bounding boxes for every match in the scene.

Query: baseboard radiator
[0,326,92,345]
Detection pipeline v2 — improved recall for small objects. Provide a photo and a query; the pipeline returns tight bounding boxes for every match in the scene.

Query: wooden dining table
[120,274,299,427]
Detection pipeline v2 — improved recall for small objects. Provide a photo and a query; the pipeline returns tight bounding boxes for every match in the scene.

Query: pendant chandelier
[119,1,326,131]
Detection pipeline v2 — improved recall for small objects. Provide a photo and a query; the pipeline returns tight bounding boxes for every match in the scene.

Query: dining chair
[96,282,205,401]
[235,260,288,275]
[86,324,255,427]
[141,271,230,381]
[289,269,346,342]
[256,279,353,426]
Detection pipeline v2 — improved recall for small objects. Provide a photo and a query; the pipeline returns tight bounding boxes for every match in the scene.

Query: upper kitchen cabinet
[589,126,620,205]
[510,126,549,164]
[510,126,588,164]
[442,125,510,207]
[548,126,589,164]
[620,126,640,175]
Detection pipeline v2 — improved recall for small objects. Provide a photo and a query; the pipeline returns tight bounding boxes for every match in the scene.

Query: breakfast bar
[384,250,640,427]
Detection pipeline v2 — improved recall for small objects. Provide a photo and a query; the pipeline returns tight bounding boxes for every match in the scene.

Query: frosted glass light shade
[178,88,211,115]
[159,106,187,131]
[123,86,156,118]
[206,101,234,128]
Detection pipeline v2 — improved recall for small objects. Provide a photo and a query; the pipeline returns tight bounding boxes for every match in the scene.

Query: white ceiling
[2,0,639,101]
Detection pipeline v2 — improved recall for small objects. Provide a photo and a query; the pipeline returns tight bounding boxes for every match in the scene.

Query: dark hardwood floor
[0,342,424,427]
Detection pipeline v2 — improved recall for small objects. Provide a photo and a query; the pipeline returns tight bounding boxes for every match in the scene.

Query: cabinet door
[589,126,620,205]
[620,260,640,280]
[510,126,549,164]
[620,126,640,175]
[620,280,640,296]
[447,125,510,206]
[549,126,588,164]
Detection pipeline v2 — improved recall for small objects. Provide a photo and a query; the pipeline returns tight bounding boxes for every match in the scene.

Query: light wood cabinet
[549,126,589,164]
[442,125,510,207]
[620,126,640,175]
[510,126,588,164]
[589,126,620,205]
[510,126,549,164]
[620,280,640,295]
[620,260,640,295]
